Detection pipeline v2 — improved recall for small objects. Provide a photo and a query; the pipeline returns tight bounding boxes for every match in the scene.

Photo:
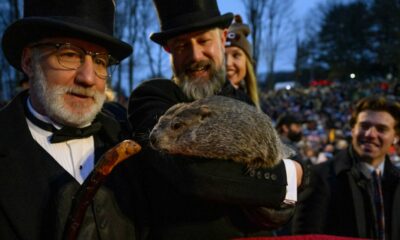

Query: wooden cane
[63,139,141,240]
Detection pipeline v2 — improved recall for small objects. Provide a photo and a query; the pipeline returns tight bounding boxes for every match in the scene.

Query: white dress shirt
[283,159,297,202]
[26,99,94,184]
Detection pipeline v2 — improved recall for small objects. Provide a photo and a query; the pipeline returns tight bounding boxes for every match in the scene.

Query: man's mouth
[360,140,380,149]
[69,92,90,99]
[67,88,95,99]
[185,61,212,77]
[187,65,209,74]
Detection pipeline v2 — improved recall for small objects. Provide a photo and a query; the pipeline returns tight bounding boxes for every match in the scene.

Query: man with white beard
[124,0,304,239]
[0,0,138,239]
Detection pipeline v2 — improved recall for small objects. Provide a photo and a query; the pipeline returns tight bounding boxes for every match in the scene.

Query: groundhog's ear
[166,103,185,115]
[199,105,212,120]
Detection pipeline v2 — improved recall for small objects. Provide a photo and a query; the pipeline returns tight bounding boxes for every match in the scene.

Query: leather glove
[242,202,296,230]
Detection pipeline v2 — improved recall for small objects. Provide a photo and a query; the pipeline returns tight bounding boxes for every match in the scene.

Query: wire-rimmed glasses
[30,42,118,80]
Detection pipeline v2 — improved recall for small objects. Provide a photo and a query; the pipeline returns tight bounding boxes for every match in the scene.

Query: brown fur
[149,96,294,169]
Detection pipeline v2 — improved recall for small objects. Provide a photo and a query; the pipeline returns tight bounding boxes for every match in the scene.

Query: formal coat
[124,79,292,240]
[292,146,400,240]
[0,91,136,239]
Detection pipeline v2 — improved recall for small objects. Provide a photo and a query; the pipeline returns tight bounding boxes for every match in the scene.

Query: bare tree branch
[241,0,268,72]
[263,0,294,88]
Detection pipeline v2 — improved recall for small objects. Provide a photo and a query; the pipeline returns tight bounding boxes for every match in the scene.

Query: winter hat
[225,15,253,60]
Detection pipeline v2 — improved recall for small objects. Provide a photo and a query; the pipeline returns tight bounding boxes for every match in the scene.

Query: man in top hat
[0,0,137,239]
[124,0,303,239]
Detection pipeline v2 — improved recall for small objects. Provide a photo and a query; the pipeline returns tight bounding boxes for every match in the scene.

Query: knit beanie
[225,15,253,60]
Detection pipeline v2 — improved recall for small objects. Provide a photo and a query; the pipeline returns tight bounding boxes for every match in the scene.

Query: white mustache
[66,86,96,98]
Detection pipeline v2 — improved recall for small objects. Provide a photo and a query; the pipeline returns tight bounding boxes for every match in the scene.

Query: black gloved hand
[242,202,296,230]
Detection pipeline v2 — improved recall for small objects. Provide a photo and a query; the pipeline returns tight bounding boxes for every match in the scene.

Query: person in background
[102,86,131,139]
[225,14,261,110]
[124,0,303,239]
[315,143,335,164]
[303,116,328,152]
[0,0,137,239]
[274,113,305,236]
[292,96,400,239]
[275,113,304,162]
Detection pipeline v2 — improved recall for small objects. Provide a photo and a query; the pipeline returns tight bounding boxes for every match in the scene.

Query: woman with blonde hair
[225,14,261,110]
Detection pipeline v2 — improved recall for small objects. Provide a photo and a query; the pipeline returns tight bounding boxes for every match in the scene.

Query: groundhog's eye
[171,122,183,130]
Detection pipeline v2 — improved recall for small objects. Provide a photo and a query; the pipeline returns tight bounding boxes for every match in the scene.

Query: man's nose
[365,127,378,137]
[75,55,96,86]
[189,43,205,62]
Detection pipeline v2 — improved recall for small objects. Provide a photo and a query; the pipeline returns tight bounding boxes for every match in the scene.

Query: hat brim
[150,13,233,45]
[2,17,133,70]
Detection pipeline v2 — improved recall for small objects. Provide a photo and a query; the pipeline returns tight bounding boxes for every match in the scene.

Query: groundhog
[149,95,294,169]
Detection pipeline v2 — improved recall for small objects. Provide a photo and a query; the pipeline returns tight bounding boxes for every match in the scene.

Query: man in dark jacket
[124,0,303,239]
[276,113,304,162]
[0,0,137,239]
[293,96,400,240]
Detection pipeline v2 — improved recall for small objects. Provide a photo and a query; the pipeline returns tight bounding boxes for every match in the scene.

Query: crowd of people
[261,80,400,169]
[0,0,399,239]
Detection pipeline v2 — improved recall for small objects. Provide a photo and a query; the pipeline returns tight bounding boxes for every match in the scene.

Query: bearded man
[123,0,303,239]
[276,114,304,162]
[0,0,138,239]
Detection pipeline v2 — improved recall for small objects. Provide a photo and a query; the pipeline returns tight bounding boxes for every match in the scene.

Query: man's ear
[20,48,34,78]
[220,28,228,45]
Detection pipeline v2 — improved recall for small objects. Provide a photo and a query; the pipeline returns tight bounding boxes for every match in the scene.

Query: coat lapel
[392,183,400,239]
[333,148,372,237]
[382,159,400,240]
[0,91,75,239]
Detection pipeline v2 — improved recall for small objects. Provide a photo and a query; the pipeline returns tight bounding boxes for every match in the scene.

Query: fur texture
[150,96,294,169]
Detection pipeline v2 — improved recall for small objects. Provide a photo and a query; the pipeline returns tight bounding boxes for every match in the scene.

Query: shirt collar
[26,97,91,129]
[360,161,385,178]
[27,97,63,130]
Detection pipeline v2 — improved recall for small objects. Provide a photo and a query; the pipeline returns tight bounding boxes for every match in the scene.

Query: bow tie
[50,123,102,143]
[25,105,102,143]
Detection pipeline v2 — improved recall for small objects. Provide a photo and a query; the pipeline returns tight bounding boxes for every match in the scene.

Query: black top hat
[1,0,133,71]
[150,0,234,45]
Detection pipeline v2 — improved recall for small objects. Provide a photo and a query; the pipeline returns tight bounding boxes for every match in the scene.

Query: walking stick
[63,139,141,240]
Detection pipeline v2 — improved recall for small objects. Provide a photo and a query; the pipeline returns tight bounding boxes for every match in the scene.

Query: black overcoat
[292,146,400,239]
[124,79,290,240]
[0,91,136,239]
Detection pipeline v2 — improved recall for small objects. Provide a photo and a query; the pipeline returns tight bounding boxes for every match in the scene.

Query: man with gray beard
[0,0,138,239]
[173,58,226,101]
[124,0,303,239]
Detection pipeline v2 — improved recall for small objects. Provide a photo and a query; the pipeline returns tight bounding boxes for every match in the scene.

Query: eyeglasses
[30,42,118,80]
